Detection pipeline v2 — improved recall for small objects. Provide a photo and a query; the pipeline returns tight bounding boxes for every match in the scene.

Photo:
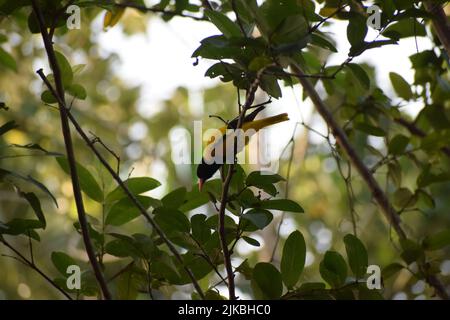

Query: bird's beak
[198,179,205,192]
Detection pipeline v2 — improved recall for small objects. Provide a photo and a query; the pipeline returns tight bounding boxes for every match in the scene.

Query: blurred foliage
[0,0,449,300]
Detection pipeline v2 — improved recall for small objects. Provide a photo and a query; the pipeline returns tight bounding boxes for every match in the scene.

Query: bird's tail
[242,113,289,132]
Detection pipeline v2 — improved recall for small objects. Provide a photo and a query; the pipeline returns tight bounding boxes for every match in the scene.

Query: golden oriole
[197,106,289,190]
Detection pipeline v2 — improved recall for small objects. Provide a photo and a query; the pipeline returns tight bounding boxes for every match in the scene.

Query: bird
[196,106,289,190]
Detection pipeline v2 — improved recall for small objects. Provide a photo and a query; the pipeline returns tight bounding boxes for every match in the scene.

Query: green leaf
[67,84,87,100]
[382,263,404,279]
[154,206,190,234]
[260,74,282,99]
[241,209,273,230]
[423,229,450,251]
[204,9,242,38]
[260,199,304,213]
[389,72,413,100]
[384,19,426,40]
[105,195,156,226]
[51,252,77,276]
[417,166,450,188]
[347,63,370,90]
[393,187,415,208]
[0,169,58,207]
[247,171,285,185]
[417,189,435,209]
[388,161,402,187]
[206,214,237,231]
[242,236,260,247]
[251,262,283,299]
[388,134,409,155]
[271,14,309,46]
[27,11,40,33]
[0,120,18,136]
[190,214,211,244]
[19,191,46,228]
[105,237,141,258]
[400,238,424,264]
[54,51,73,86]
[0,47,17,71]
[354,122,386,137]
[161,187,187,209]
[106,177,161,203]
[41,90,58,104]
[343,234,368,278]
[347,14,367,46]
[0,0,29,15]
[281,230,306,288]
[311,33,337,52]
[56,157,103,202]
[179,188,209,212]
[319,251,347,288]
[246,171,284,196]
[0,219,44,235]
[249,56,272,72]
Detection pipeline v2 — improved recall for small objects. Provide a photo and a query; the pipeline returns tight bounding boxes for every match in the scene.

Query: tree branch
[36,71,206,300]
[0,237,73,300]
[394,117,450,158]
[216,67,269,300]
[291,64,449,300]
[31,0,111,300]
[424,1,450,56]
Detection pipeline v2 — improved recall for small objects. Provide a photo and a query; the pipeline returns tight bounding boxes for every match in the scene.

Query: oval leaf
[281,230,306,288]
[251,263,283,299]
[343,234,368,278]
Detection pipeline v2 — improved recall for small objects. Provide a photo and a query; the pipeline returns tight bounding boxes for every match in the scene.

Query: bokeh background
[1,1,449,299]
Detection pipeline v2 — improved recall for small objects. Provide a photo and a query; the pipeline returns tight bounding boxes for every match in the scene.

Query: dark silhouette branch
[216,67,270,300]
[36,71,206,301]
[291,64,449,300]
[424,1,450,56]
[0,237,73,300]
[31,0,112,300]
[394,117,450,158]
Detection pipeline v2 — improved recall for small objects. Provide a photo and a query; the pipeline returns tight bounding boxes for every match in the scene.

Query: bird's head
[197,162,221,191]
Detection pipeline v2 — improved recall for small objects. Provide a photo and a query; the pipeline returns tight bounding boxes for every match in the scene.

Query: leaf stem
[31,0,111,300]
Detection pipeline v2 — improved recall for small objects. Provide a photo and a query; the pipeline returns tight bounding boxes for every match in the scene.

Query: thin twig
[0,237,73,299]
[36,70,205,300]
[216,66,270,300]
[189,235,227,285]
[89,131,121,175]
[107,261,134,283]
[231,0,247,36]
[394,117,450,158]
[291,63,449,300]
[309,2,348,34]
[270,124,298,262]
[31,0,112,300]
[424,1,450,56]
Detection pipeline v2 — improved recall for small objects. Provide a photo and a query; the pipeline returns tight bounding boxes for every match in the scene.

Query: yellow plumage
[205,113,289,147]
[203,113,289,162]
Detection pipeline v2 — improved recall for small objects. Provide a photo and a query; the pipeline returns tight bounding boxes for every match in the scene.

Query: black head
[196,160,222,190]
